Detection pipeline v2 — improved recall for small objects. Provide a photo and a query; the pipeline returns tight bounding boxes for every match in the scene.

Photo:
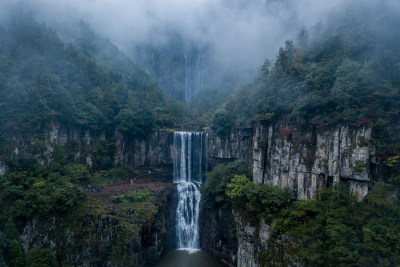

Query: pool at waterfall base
[155,249,228,267]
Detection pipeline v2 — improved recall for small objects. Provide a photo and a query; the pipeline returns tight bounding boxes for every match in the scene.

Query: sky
[1,0,353,73]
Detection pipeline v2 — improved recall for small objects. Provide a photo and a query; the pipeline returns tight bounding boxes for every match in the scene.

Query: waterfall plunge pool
[164,132,226,266]
[155,249,228,267]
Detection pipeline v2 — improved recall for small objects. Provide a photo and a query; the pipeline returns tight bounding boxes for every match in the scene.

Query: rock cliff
[208,127,254,166]
[4,121,377,266]
[206,122,376,266]
[0,125,174,176]
[253,123,373,199]
[200,207,238,267]
[21,184,175,267]
[208,122,375,200]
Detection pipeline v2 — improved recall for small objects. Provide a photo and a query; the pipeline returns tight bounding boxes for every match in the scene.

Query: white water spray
[173,131,207,252]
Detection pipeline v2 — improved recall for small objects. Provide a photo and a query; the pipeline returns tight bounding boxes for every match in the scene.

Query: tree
[3,219,18,242]
[26,248,56,267]
[8,240,24,267]
[0,232,9,267]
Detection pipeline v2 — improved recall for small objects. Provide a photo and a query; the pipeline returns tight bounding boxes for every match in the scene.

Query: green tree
[8,240,24,267]
[0,232,9,267]
[3,219,18,241]
[26,248,56,267]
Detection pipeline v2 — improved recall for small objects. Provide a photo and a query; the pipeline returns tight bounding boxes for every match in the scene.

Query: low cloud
[2,0,351,71]
[3,0,396,76]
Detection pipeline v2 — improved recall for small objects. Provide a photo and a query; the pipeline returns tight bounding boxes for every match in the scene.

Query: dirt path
[87,170,174,199]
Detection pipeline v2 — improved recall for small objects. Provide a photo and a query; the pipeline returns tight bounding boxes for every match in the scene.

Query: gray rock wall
[208,122,374,200]
[114,130,174,167]
[208,127,254,166]
[252,123,373,200]
[0,161,6,177]
[21,184,175,267]
[234,212,259,267]
[2,125,174,172]
[200,207,238,267]
[234,212,298,267]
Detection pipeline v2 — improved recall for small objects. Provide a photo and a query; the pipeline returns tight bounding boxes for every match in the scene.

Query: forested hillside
[0,14,185,266]
[211,2,400,152]
[0,15,183,139]
[199,2,400,266]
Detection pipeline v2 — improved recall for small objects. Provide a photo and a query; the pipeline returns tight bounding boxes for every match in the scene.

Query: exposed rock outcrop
[234,212,297,267]
[200,207,238,267]
[21,184,175,267]
[0,161,6,177]
[234,213,258,267]
[206,122,376,266]
[208,122,374,200]
[2,125,174,170]
[252,123,373,199]
[115,130,174,167]
[208,127,254,166]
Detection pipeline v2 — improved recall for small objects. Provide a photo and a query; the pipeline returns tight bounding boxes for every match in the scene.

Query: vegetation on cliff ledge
[203,161,400,266]
[0,158,170,266]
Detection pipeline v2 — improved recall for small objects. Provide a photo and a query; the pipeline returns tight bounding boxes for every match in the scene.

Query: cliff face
[253,123,373,200]
[208,127,254,166]
[0,126,174,175]
[4,122,377,266]
[206,122,376,266]
[234,213,259,267]
[21,184,175,267]
[234,214,275,267]
[114,130,174,167]
[209,122,374,200]
[234,212,298,267]
[200,207,238,267]
[0,126,176,266]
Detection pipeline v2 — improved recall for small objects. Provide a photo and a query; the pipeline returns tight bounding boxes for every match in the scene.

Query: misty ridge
[1,0,399,103]
[0,0,375,101]
[0,0,398,122]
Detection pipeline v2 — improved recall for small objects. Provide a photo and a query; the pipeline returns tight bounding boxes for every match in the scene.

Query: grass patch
[110,190,152,206]
[89,167,137,185]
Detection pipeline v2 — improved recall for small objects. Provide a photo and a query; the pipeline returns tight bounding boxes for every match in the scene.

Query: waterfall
[173,131,207,251]
[184,45,205,102]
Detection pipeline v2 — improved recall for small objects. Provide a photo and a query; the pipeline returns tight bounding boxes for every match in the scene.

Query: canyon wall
[0,125,174,176]
[2,122,376,267]
[206,122,376,266]
[21,184,175,267]
[208,122,374,200]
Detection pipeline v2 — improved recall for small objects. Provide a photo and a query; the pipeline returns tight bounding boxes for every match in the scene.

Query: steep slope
[0,15,181,139]
[201,2,400,266]
[212,1,400,146]
[0,14,181,266]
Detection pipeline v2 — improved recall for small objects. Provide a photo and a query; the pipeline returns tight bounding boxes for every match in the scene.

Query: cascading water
[183,45,205,102]
[173,131,208,251]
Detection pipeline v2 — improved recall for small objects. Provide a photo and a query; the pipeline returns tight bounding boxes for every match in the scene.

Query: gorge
[1,1,400,266]
[0,121,386,266]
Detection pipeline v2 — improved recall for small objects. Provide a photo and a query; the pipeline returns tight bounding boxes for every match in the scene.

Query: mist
[1,0,398,102]
[2,0,349,72]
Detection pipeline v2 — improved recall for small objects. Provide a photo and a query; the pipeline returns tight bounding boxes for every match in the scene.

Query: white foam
[177,248,201,254]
